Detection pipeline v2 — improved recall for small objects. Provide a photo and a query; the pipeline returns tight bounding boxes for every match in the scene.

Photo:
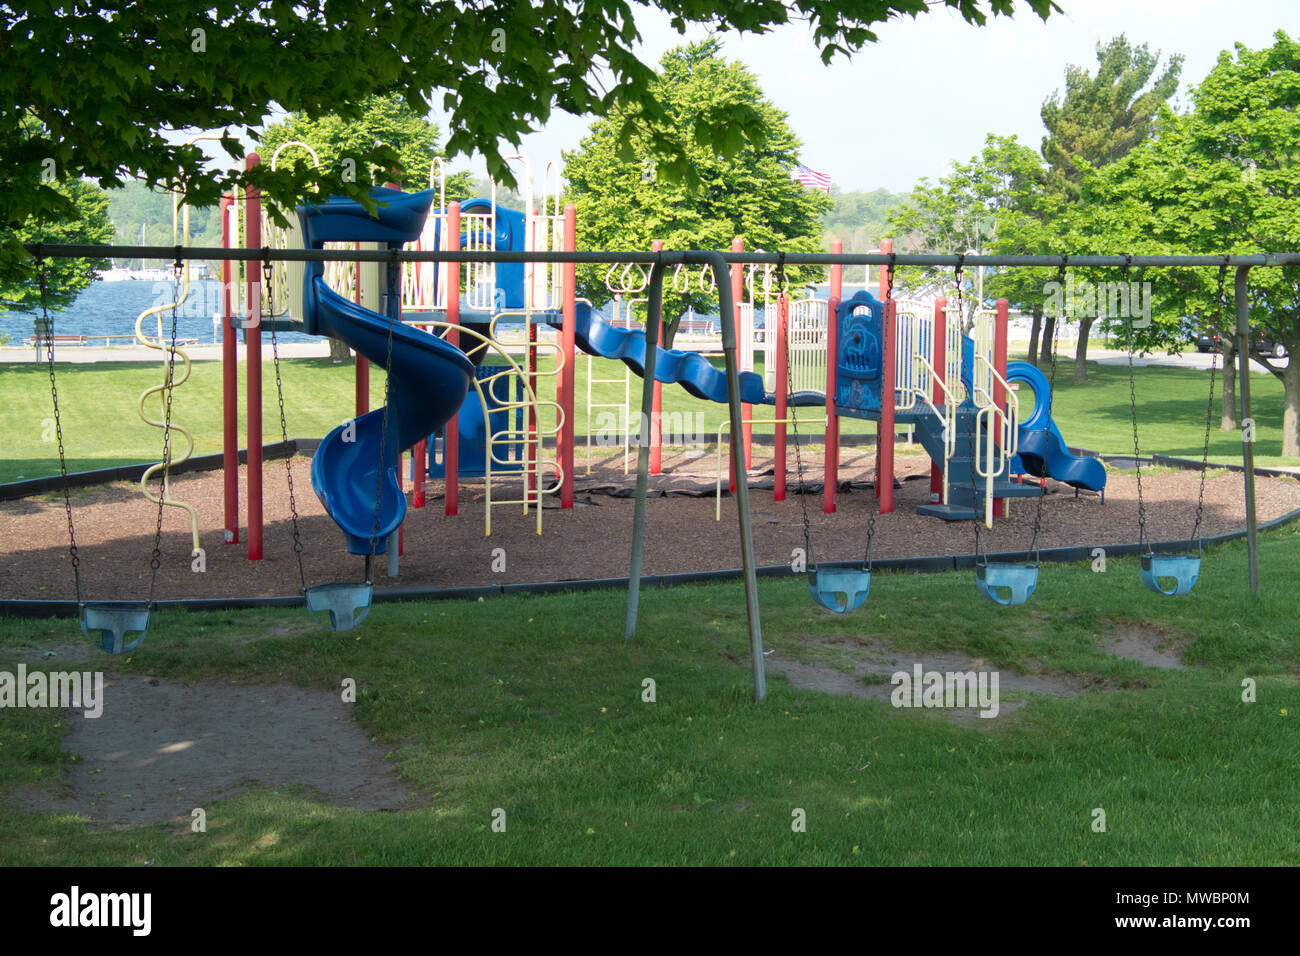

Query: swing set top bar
[22,242,1300,269]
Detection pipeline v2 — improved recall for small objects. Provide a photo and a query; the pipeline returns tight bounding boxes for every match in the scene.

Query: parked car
[1192,328,1286,358]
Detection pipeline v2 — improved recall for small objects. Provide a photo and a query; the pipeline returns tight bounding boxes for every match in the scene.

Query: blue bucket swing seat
[808,566,872,615]
[305,582,375,631]
[975,561,1038,607]
[80,602,152,655]
[1139,553,1200,597]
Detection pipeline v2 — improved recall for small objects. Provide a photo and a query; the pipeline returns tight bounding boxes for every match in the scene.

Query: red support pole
[876,238,893,506]
[824,239,842,514]
[221,193,239,545]
[774,292,789,502]
[879,299,896,514]
[445,203,461,517]
[650,239,664,475]
[993,297,1009,519]
[244,155,263,561]
[559,204,576,509]
[354,241,369,416]
[930,297,946,502]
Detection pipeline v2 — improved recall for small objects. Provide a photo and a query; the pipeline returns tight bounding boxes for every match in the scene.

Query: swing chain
[147,259,183,606]
[1121,253,1147,547]
[1029,257,1068,560]
[780,254,816,572]
[1191,260,1227,548]
[265,254,308,594]
[367,249,400,576]
[39,252,84,604]
[862,255,896,570]
[955,255,983,558]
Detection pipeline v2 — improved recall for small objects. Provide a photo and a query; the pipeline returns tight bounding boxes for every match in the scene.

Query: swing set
[794,254,1224,614]
[40,249,401,650]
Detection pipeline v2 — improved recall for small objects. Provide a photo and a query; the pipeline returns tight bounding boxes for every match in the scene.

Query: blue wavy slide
[299,189,475,554]
[551,304,824,406]
[1006,361,1107,492]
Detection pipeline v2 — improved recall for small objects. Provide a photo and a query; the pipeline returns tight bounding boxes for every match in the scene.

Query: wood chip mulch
[2,446,1296,603]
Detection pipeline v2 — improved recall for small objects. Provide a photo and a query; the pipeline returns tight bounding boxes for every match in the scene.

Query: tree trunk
[1283,354,1300,458]
[1026,304,1043,367]
[329,338,350,364]
[1039,314,1056,365]
[1073,315,1094,383]
[1219,341,1237,432]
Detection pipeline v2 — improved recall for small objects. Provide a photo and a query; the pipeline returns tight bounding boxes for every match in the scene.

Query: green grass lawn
[0,350,1293,485]
[2,524,1297,865]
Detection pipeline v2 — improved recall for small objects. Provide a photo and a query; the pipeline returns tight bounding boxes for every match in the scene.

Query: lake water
[0,279,317,346]
[0,277,732,348]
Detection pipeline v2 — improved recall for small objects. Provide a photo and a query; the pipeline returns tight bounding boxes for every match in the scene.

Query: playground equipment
[41,258,180,654]
[212,153,1110,609]
[1125,257,1226,598]
[134,188,201,565]
[784,255,877,615]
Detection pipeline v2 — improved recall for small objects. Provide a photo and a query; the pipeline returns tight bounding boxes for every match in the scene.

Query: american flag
[793,164,832,194]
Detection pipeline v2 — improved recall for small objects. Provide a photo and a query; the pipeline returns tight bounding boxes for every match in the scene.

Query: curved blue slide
[1006,361,1107,492]
[570,302,766,404]
[299,189,474,554]
[558,303,822,406]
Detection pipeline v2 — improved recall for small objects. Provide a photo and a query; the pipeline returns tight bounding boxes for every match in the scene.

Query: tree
[1040,35,1183,381]
[821,187,909,254]
[1,0,1059,284]
[1,175,114,343]
[564,39,832,345]
[258,94,472,198]
[1082,32,1300,453]
[106,180,223,270]
[888,135,1056,334]
[260,95,471,360]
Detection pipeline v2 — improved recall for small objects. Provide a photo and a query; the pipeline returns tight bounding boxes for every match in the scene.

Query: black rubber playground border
[4,506,1298,621]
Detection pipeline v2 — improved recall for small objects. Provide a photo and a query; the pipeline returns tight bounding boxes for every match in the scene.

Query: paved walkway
[1089,347,1284,375]
[1,342,333,363]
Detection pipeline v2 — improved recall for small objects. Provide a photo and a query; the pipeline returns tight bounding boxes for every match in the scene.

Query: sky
[425,0,1295,195]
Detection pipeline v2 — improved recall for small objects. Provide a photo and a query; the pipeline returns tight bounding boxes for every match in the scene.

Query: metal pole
[22,244,1300,270]
[244,154,263,562]
[625,261,664,641]
[704,250,766,702]
[1235,265,1259,595]
[626,251,765,702]
[220,193,238,545]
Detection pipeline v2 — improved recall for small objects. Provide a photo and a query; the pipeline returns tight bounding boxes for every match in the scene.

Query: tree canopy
[1041,35,1183,200]
[563,38,831,343]
[1,176,113,315]
[1081,31,1300,451]
[0,0,1059,281]
[258,94,472,201]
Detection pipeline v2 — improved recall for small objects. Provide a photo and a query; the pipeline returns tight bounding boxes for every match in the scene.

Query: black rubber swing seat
[975,561,1038,606]
[305,582,374,631]
[809,568,872,614]
[1140,553,1200,597]
[80,602,151,655]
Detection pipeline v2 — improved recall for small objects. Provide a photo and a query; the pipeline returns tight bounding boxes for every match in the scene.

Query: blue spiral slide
[1006,361,1107,492]
[298,188,474,554]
